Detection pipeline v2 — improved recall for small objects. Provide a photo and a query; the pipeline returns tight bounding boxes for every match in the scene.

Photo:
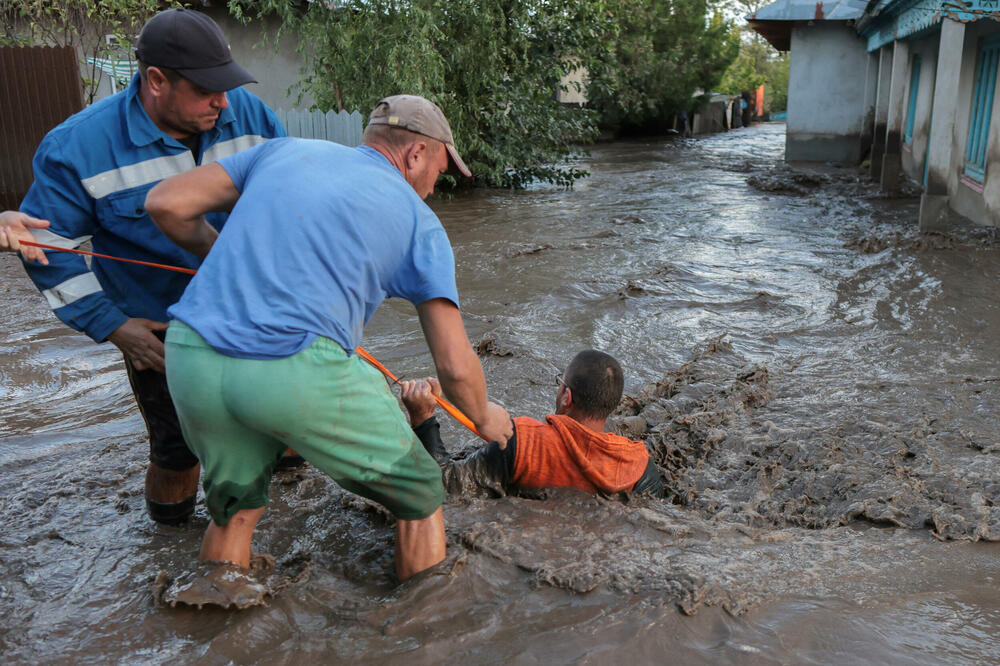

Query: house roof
[750,0,868,21]
[748,0,868,50]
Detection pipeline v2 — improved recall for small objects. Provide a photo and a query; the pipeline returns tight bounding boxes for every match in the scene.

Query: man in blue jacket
[18,8,285,526]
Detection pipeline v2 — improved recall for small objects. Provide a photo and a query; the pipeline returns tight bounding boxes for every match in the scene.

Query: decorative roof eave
[860,0,1000,51]
[749,0,867,21]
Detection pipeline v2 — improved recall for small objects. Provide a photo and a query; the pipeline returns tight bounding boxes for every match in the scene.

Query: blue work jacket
[19,74,285,343]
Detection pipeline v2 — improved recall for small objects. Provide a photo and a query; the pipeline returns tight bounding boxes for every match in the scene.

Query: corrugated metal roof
[750,0,868,21]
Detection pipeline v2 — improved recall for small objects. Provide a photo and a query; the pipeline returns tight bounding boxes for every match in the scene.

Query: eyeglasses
[555,373,576,393]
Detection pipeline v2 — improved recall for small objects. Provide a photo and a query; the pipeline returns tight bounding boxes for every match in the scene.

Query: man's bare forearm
[416,298,511,443]
[145,163,238,258]
[152,213,218,258]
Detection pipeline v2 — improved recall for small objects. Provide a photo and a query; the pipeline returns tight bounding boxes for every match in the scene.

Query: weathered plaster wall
[203,7,314,112]
[862,51,880,158]
[949,20,1000,226]
[86,9,311,110]
[900,34,939,185]
[786,23,871,162]
[871,46,893,177]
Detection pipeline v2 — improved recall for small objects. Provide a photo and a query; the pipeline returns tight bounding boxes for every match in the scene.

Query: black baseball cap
[135,8,256,92]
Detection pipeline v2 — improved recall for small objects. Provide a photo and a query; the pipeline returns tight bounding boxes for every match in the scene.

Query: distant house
[750,0,1000,230]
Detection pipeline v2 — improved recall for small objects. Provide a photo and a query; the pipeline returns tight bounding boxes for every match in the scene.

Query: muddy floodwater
[5,123,1000,663]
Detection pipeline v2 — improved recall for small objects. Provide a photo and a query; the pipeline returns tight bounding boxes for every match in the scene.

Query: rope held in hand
[354,347,484,440]
[21,239,486,440]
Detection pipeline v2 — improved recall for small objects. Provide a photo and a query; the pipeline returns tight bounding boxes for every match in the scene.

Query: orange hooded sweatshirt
[511,414,650,494]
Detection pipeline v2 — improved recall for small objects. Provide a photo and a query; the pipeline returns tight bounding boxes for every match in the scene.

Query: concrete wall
[786,23,870,162]
[948,20,1000,227]
[203,7,313,112]
[861,51,880,158]
[85,9,311,110]
[900,34,939,186]
[692,97,736,135]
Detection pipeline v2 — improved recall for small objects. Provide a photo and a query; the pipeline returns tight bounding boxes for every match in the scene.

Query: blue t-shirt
[168,138,460,359]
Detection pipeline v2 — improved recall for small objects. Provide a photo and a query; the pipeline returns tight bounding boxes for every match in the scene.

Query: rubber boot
[276,447,306,470]
[145,462,200,525]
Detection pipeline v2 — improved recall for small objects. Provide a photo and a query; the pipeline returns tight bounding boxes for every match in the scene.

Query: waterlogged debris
[475,335,516,357]
[844,219,1000,254]
[746,166,830,195]
[610,215,647,225]
[506,243,554,258]
[617,281,647,299]
[609,335,772,508]
[605,335,1000,543]
[844,230,957,253]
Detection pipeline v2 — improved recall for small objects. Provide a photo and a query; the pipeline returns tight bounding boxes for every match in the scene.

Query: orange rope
[21,241,197,275]
[355,347,485,441]
[22,239,485,439]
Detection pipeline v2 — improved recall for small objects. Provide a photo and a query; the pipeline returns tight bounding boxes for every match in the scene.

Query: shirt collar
[356,144,405,182]
[124,73,237,149]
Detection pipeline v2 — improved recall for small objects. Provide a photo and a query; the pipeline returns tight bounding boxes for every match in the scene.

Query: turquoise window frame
[964,35,1000,183]
[905,55,921,144]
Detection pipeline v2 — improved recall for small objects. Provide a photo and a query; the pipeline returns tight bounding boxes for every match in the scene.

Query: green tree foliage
[231,0,739,187]
[718,38,789,111]
[1,0,164,104]
[716,0,790,112]
[230,0,613,188]
[762,52,789,112]
[586,0,740,133]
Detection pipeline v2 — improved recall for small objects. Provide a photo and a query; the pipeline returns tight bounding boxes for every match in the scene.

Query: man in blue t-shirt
[146,95,513,583]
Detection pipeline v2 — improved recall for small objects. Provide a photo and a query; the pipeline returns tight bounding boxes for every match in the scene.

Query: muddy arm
[412,417,516,497]
[631,458,665,497]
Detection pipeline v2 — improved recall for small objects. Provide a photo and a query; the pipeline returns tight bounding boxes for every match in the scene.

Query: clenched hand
[108,318,169,373]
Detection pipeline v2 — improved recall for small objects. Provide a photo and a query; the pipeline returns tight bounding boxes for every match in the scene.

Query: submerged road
[3,122,1000,663]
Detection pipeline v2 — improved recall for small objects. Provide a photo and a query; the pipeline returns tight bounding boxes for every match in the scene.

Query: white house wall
[786,23,870,162]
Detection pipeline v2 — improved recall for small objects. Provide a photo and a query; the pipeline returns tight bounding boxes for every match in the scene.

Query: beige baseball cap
[368,95,472,177]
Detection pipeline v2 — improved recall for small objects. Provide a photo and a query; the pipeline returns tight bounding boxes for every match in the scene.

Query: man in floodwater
[16,8,286,526]
[401,350,663,497]
[145,95,513,582]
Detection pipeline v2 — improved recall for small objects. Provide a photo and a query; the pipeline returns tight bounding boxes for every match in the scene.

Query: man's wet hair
[563,350,624,420]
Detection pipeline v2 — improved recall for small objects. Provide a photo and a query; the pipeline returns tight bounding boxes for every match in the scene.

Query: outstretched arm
[145,163,240,259]
[0,211,51,264]
[416,298,512,444]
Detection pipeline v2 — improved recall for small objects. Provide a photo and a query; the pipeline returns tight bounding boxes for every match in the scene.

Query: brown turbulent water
[3,123,1000,663]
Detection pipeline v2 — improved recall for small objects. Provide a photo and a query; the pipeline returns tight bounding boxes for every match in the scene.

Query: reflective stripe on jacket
[19,74,285,342]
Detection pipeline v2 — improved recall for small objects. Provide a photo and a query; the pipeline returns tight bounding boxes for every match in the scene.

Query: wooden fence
[274,108,364,147]
[0,46,83,210]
